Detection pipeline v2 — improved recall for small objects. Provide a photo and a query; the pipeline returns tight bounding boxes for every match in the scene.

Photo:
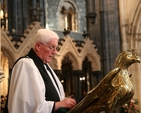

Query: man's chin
[47,59,52,63]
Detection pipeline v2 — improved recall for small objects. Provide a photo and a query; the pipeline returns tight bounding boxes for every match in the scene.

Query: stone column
[91,71,101,87]
[0,32,4,82]
[73,70,83,100]
[0,2,4,83]
[0,10,4,113]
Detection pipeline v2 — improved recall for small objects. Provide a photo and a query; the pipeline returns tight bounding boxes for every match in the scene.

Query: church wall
[89,0,121,77]
[74,0,87,32]
[119,0,141,51]
[46,0,86,33]
[119,0,141,110]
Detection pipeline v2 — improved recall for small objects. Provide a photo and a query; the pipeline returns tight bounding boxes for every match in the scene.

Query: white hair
[32,29,59,47]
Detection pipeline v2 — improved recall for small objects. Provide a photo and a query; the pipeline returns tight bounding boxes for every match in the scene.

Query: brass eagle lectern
[68,50,140,113]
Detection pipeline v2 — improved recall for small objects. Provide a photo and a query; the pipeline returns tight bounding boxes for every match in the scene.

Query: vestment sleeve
[8,58,54,113]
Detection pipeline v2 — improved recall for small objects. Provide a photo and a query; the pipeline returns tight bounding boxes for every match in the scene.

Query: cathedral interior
[0,0,141,112]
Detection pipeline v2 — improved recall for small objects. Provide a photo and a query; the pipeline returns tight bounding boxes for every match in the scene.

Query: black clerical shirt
[27,49,60,102]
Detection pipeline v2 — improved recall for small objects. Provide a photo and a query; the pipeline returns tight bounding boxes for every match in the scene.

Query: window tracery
[59,1,78,31]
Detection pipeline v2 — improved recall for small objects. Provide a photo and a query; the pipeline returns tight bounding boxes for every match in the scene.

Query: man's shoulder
[13,56,34,67]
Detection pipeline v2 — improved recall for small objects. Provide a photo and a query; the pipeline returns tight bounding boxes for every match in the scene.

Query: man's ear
[35,42,41,51]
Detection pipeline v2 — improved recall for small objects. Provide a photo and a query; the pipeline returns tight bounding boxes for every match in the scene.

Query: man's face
[35,38,58,63]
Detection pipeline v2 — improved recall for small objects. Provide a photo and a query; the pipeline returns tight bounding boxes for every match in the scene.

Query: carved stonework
[1,23,101,74]
[1,22,43,68]
[0,69,4,82]
[1,22,100,71]
[54,35,100,71]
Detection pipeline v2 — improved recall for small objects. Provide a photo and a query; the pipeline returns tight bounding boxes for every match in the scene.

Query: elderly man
[7,29,76,113]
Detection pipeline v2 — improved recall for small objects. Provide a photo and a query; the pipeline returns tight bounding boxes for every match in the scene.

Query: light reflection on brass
[69,50,140,113]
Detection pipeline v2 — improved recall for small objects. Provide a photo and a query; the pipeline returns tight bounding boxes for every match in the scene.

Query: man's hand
[55,97,76,111]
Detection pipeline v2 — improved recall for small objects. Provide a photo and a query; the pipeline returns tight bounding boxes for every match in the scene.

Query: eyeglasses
[38,42,57,52]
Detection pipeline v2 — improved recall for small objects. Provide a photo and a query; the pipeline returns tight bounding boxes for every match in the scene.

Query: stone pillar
[0,67,4,83]
[0,34,4,82]
[0,5,5,109]
[0,12,4,113]
[91,71,101,87]
[0,2,4,83]
[73,70,83,101]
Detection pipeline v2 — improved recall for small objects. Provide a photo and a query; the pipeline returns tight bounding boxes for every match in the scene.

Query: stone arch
[87,53,100,71]
[127,2,141,110]
[1,46,15,69]
[61,52,79,70]
[20,45,32,57]
[57,0,78,31]
[82,53,100,71]
[130,1,141,49]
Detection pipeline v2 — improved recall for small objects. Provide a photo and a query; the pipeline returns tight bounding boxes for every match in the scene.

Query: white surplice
[8,58,65,113]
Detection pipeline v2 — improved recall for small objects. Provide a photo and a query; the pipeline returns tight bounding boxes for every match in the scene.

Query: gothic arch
[61,52,79,70]
[129,1,141,106]
[20,46,31,57]
[1,22,42,68]
[82,53,100,71]
[80,38,101,71]
[57,0,78,31]
[89,53,100,71]
[130,1,141,49]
